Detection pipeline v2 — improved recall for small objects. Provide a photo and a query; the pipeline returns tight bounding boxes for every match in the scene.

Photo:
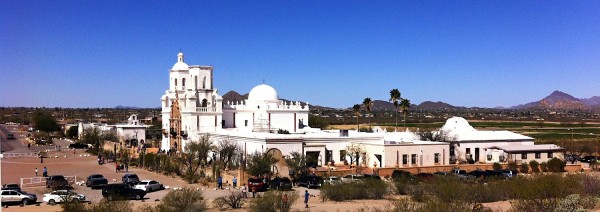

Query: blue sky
[2,1,599,108]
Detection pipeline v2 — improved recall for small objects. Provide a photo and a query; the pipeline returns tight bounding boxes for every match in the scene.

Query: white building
[115,114,148,146]
[159,52,450,169]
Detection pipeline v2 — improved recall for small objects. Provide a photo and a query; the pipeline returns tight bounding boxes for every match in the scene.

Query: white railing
[1,152,38,158]
[20,176,77,188]
[196,107,219,112]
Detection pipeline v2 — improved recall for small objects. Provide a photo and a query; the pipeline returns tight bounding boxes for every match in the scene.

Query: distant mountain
[581,96,600,106]
[415,101,458,110]
[114,105,140,109]
[511,90,590,109]
[371,100,396,111]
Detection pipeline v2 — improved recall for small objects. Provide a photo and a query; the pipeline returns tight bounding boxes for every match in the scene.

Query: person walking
[35,168,38,176]
[217,176,223,189]
[304,190,310,208]
[40,154,44,163]
[241,184,247,198]
[125,163,129,172]
[43,167,47,177]
[252,186,257,198]
[115,162,119,173]
[232,176,237,188]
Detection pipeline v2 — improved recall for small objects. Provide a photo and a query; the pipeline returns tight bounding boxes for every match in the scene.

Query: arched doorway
[266,148,285,176]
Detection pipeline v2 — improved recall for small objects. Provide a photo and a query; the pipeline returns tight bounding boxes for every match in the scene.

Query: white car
[134,180,163,192]
[42,190,85,205]
[324,176,342,185]
[341,174,364,183]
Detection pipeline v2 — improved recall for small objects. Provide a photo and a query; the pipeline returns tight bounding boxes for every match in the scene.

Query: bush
[213,192,245,210]
[555,194,597,212]
[520,163,529,174]
[540,162,549,172]
[321,179,388,201]
[248,191,298,212]
[529,161,540,173]
[60,199,133,212]
[493,162,502,171]
[183,171,201,184]
[548,158,566,172]
[390,197,471,212]
[155,187,208,212]
[508,161,519,171]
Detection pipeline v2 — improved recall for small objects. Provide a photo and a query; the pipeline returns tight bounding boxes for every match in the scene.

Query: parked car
[363,174,382,180]
[1,189,37,205]
[269,177,293,190]
[42,190,85,205]
[415,173,434,181]
[391,170,413,180]
[101,183,146,201]
[323,176,342,185]
[122,174,140,186]
[433,171,449,176]
[248,178,268,192]
[46,175,69,189]
[501,169,517,178]
[297,175,323,188]
[579,156,600,163]
[134,180,163,192]
[86,174,108,189]
[68,143,88,149]
[1,184,21,191]
[341,174,364,182]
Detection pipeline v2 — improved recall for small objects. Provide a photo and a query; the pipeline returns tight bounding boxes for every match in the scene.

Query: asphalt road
[0,124,31,153]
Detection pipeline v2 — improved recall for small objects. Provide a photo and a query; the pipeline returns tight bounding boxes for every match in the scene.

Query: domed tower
[161,52,223,152]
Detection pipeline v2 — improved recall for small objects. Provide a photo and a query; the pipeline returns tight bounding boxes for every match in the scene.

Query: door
[306,151,320,168]
[475,148,480,162]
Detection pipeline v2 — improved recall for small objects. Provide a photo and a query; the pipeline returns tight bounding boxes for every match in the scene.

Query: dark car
[269,177,293,190]
[579,156,600,163]
[415,173,434,181]
[248,178,268,192]
[46,175,69,189]
[86,174,108,189]
[297,175,323,188]
[363,174,382,180]
[68,143,88,149]
[391,170,414,180]
[468,170,487,178]
[1,184,21,191]
[101,183,146,201]
[122,174,140,186]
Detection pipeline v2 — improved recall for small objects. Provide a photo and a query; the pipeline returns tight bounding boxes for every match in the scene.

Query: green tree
[362,97,373,126]
[217,138,239,170]
[154,187,208,212]
[353,104,361,130]
[284,151,306,182]
[308,115,329,129]
[179,135,214,183]
[66,126,78,139]
[247,152,279,178]
[32,111,60,133]
[389,89,401,130]
[400,98,411,128]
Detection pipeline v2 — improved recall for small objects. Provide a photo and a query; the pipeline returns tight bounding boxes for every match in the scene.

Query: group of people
[35,167,48,177]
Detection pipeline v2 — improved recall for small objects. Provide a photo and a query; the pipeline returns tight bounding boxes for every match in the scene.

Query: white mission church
[160,52,564,169]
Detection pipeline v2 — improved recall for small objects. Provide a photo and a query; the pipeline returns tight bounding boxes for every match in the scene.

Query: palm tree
[353,104,361,131]
[389,89,401,130]
[400,98,411,128]
[362,98,373,127]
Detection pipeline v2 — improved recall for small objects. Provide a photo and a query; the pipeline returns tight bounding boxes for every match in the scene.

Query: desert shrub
[555,194,597,212]
[427,176,465,202]
[493,162,502,171]
[321,179,388,201]
[508,161,519,171]
[390,197,471,212]
[520,163,529,173]
[548,158,566,172]
[154,187,208,212]
[86,199,134,212]
[393,176,417,195]
[540,162,549,172]
[408,185,427,202]
[183,171,201,184]
[213,192,245,209]
[247,191,298,212]
[61,199,87,212]
[580,174,600,196]
[529,161,540,173]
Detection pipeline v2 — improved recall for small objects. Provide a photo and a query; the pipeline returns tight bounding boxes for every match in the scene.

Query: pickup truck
[46,175,69,189]
[86,174,108,189]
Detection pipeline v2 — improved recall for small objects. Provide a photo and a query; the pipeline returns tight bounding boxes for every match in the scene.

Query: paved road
[0,124,32,153]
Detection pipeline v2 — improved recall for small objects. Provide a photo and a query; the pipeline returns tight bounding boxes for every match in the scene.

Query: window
[175,79,178,86]
[411,154,417,165]
[245,120,248,127]
[522,153,527,159]
[466,148,471,154]
[487,154,492,161]
[548,152,553,158]
[402,154,408,165]
[434,153,440,164]
[340,150,346,161]
[182,78,186,87]
[535,153,541,159]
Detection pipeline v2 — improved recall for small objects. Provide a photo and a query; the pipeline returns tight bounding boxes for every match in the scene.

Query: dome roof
[248,84,279,102]
[171,52,189,70]
[441,117,475,132]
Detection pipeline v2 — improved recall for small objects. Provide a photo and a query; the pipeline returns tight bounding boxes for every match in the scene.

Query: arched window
[202,99,208,107]
[195,76,198,90]
[175,79,178,86]
[182,78,186,87]
[203,76,206,89]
